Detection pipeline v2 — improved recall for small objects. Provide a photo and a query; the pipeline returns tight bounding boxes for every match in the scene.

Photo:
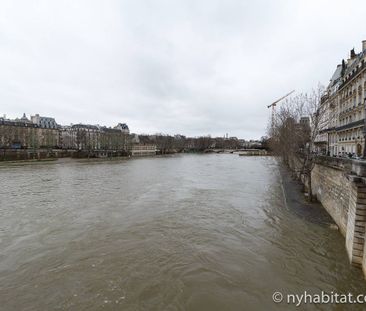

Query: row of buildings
[0,114,263,159]
[315,40,366,157]
[0,114,244,157]
[0,114,156,155]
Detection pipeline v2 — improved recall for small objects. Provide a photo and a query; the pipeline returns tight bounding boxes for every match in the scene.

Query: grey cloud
[1,0,366,139]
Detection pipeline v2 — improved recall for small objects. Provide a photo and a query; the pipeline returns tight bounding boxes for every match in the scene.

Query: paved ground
[279,164,336,227]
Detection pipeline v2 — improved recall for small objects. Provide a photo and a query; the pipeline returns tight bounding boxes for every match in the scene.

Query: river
[1,154,366,310]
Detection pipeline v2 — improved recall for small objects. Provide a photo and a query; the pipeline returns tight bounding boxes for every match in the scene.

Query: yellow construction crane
[268,90,295,133]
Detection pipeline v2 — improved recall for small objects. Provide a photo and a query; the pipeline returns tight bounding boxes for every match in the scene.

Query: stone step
[353,242,364,251]
[353,236,364,244]
[353,232,365,239]
[354,225,366,233]
[356,210,366,216]
[352,259,363,267]
[355,221,366,227]
[355,186,366,193]
[352,249,364,257]
[355,214,366,221]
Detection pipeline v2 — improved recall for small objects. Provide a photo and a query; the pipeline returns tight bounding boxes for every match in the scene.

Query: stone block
[357,198,366,204]
[354,232,365,239]
[355,215,366,221]
[353,236,365,244]
[356,204,366,210]
[356,210,366,216]
[356,186,366,193]
[353,242,364,251]
[354,225,366,234]
[353,249,364,257]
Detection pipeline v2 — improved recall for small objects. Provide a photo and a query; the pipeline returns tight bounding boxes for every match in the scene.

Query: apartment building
[316,40,366,157]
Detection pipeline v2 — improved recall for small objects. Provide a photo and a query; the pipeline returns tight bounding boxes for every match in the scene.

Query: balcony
[336,118,365,132]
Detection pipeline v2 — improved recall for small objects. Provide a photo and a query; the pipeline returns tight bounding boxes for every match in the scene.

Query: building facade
[60,124,131,151]
[0,117,59,149]
[0,114,131,153]
[130,144,157,156]
[317,40,366,157]
[61,124,101,150]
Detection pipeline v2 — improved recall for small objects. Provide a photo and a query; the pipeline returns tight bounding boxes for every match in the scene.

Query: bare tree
[270,85,325,201]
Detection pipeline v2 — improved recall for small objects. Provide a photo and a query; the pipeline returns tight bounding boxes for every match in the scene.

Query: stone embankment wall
[0,148,133,161]
[0,148,73,161]
[290,156,366,276]
[311,162,350,236]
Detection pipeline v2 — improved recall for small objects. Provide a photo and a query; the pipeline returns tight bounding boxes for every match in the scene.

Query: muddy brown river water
[1,154,366,310]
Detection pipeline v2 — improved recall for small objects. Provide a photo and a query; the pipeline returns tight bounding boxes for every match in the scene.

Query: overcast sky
[1,0,366,139]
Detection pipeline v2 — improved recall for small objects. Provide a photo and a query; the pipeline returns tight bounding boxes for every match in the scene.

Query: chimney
[350,48,356,59]
[341,59,346,76]
[362,40,366,52]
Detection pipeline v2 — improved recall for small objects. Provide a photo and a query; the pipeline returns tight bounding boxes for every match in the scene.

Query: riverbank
[0,153,190,167]
[279,164,337,227]
[0,148,271,163]
[283,154,366,280]
[0,157,59,166]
